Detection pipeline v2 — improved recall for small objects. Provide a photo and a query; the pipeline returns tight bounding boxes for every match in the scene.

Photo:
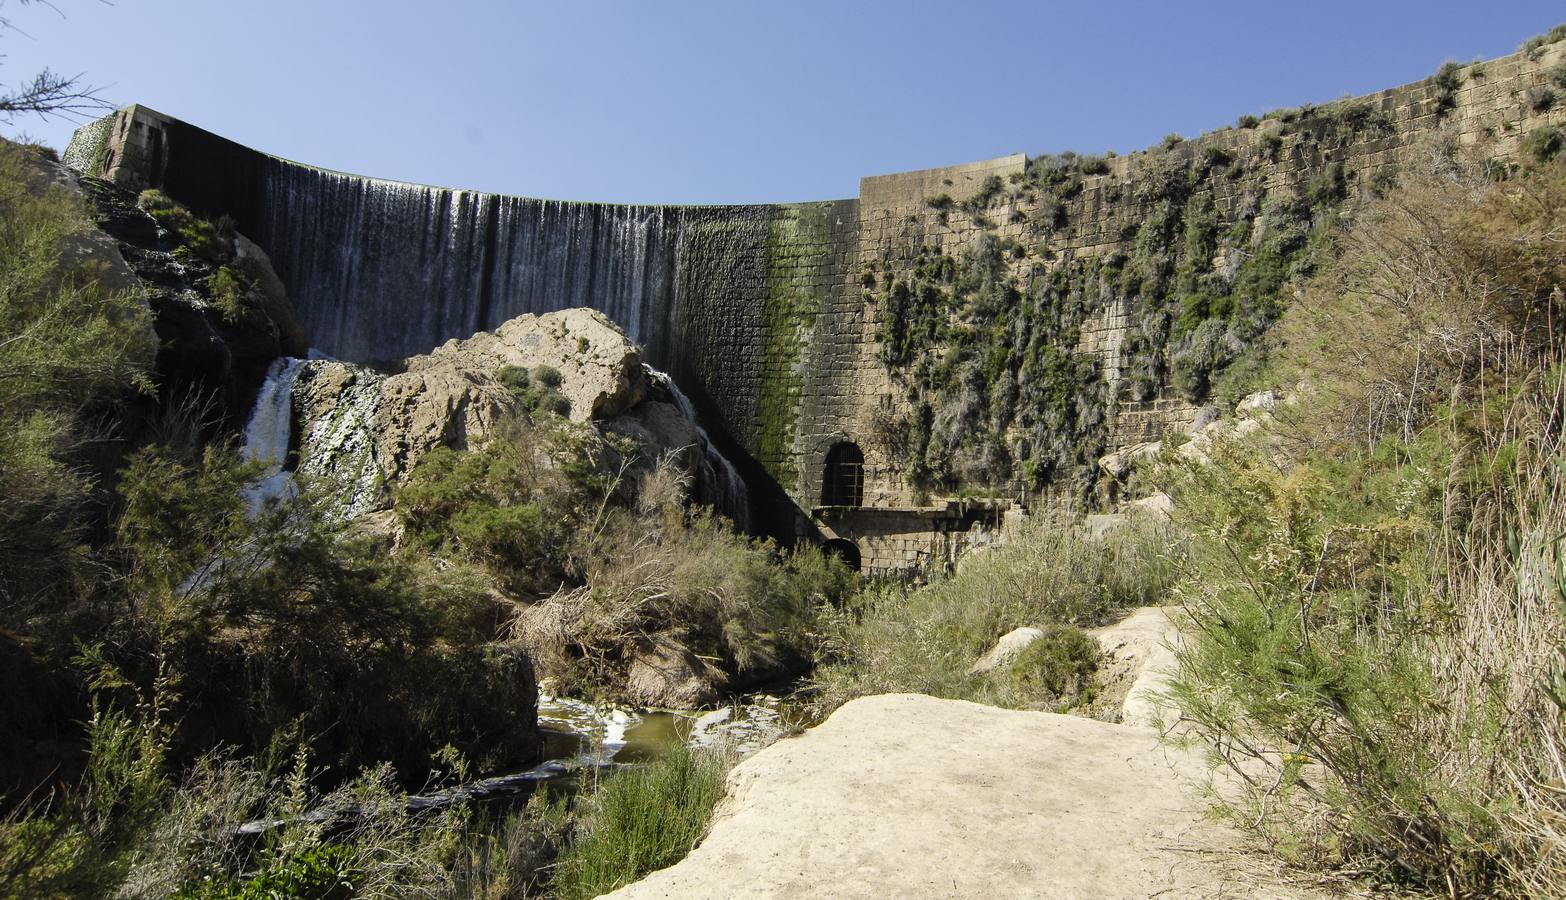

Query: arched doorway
[822,538,862,573]
[821,442,864,507]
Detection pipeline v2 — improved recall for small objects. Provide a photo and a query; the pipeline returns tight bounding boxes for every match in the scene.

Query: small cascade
[241,357,306,511]
[646,367,751,533]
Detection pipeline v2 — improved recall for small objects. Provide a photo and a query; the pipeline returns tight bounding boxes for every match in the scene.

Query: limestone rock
[606,694,1329,899]
[601,400,711,491]
[294,309,661,488]
[1088,606,1182,729]
[1096,448,1134,480]
[372,364,518,480]
[1190,402,1222,431]
[624,635,728,709]
[234,235,307,357]
[1125,490,1174,519]
[1098,441,1162,481]
[410,308,647,423]
[969,626,1045,674]
[1235,389,1280,419]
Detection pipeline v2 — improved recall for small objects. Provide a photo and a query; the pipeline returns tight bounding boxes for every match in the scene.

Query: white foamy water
[537,693,641,766]
[646,366,752,533]
[240,357,306,511]
[687,701,785,755]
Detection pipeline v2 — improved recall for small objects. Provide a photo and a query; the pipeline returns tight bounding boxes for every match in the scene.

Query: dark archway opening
[822,538,862,573]
[821,442,864,507]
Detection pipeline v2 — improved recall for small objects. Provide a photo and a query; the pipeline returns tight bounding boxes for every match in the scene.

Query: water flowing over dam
[252,160,764,366]
[66,105,864,509]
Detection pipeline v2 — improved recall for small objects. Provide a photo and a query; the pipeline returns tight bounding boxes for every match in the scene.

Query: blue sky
[3,2,1563,204]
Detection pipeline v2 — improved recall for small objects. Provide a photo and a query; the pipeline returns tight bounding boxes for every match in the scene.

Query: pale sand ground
[608,609,1339,899]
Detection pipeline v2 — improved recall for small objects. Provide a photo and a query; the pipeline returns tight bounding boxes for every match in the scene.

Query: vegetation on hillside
[875,98,1388,501]
[0,137,841,896]
[1165,152,1566,895]
[826,125,1566,897]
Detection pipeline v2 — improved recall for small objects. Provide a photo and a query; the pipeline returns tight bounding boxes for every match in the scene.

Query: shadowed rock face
[67,162,301,432]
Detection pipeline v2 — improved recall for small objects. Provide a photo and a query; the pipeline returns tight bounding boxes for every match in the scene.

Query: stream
[236,690,805,835]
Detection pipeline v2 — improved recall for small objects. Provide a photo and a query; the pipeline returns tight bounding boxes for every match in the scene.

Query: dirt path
[607,689,1334,898]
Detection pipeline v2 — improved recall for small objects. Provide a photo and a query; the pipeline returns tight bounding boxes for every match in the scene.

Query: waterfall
[646,367,751,533]
[241,357,306,511]
[253,161,687,365]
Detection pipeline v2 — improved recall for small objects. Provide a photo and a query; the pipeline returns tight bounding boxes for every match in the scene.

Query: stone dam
[65,40,1566,573]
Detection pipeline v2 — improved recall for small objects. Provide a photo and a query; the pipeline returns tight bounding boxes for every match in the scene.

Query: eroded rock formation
[292,308,747,523]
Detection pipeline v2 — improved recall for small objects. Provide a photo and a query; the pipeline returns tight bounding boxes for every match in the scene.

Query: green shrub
[1006,624,1099,706]
[1237,114,1260,129]
[137,188,177,212]
[206,266,248,323]
[0,140,154,623]
[552,742,732,899]
[174,844,357,899]
[134,191,237,265]
[1433,61,1463,114]
[1433,60,1464,93]
[1523,125,1564,162]
[513,464,853,695]
[497,364,571,417]
[533,364,563,388]
[1528,85,1558,112]
[1521,24,1566,60]
[498,364,530,394]
[1200,145,1232,169]
[1078,154,1111,175]
[397,424,590,591]
[1164,155,1566,896]
[114,447,533,775]
[1259,131,1283,161]
[1161,132,1184,149]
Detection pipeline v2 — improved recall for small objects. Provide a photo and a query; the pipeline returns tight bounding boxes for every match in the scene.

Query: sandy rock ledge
[607,693,1330,900]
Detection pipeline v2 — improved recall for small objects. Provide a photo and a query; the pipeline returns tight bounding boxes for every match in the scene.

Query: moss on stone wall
[755,205,830,491]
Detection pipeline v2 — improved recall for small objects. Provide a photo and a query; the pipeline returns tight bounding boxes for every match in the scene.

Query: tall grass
[1165,152,1566,895]
[551,742,732,899]
[3,701,732,899]
[810,512,1181,713]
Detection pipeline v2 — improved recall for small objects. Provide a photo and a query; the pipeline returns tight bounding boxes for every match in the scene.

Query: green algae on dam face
[755,204,833,491]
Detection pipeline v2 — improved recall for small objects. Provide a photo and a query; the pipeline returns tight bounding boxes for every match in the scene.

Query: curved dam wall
[66,106,861,532]
[66,37,1566,570]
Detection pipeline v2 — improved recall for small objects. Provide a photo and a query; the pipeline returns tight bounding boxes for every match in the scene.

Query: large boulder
[294,309,655,489]
[969,626,1045,675]
[624,634,728,709]
[292,310,743,523]
[410,308,647,423]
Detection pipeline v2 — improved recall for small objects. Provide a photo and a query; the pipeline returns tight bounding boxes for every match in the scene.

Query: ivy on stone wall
[875,233,1108,502]
[875,98,1389,503]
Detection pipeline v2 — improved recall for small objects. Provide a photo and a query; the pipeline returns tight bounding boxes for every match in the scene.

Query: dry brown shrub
[1271,154,1566,451]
